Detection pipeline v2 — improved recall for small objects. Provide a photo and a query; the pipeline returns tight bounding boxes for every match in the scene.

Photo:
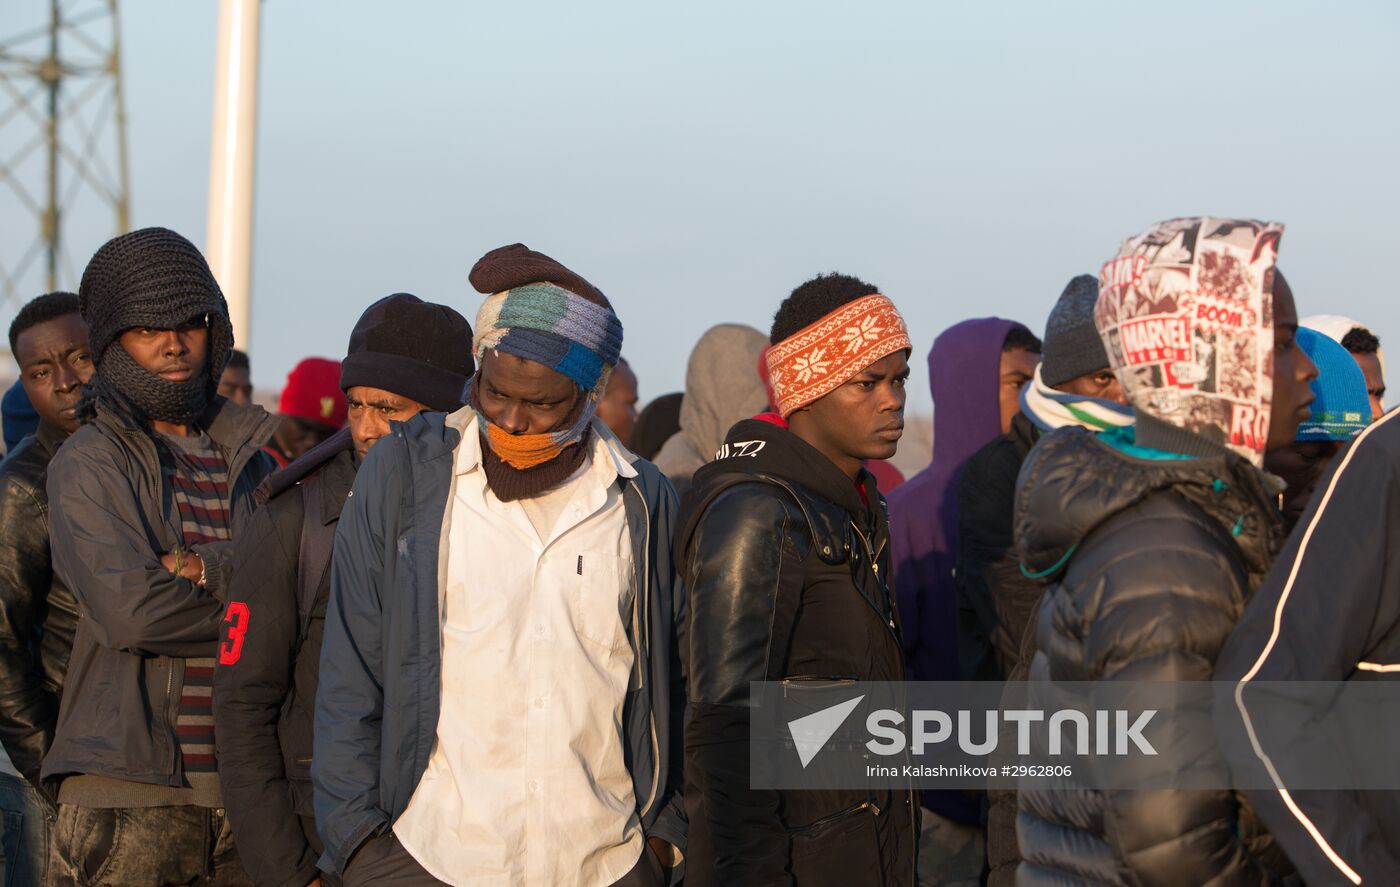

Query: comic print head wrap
[1096,217,1284,464]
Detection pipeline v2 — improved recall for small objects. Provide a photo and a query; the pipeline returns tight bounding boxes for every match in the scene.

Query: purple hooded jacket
[888,317,1030,820]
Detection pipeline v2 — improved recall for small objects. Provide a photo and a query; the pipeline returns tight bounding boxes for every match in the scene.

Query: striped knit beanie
[466,244,624,497]
[469,243,623,397]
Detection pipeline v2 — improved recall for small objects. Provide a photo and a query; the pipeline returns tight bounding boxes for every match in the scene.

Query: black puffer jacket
[1014,420,1294,887]
[0,422,80,792]
[678,419,919,887]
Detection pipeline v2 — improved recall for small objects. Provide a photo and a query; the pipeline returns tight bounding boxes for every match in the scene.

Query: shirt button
[536,624,546,636]
[534,697,545,709]
[529,779,540,793]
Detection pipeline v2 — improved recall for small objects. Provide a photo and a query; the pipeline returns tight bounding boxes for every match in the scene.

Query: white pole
[205,0,261,352]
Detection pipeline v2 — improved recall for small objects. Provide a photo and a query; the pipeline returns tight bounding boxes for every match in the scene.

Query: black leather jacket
[0,422,79,792]
[677,420,918,887]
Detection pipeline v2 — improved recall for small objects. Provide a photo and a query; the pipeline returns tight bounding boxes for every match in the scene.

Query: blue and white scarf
[1020,363,1134,433]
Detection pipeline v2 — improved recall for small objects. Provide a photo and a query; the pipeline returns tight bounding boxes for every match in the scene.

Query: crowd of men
[0,216,1393,886]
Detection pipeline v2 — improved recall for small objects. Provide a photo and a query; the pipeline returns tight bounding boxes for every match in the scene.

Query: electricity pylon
[0,0,130,346]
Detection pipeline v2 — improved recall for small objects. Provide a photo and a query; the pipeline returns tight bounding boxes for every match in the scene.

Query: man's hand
[305,879,321,887]
[159,550,205,584]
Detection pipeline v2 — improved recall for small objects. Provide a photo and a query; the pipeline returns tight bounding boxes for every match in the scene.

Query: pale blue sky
[8,1,1399,413]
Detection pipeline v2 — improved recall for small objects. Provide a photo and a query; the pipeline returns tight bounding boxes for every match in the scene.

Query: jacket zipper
[634,483,662,820]
[165,661,176,779]
[851,519,917,884]
[851,523,879,577]
[781,676,857,698]
[851,521,899,637]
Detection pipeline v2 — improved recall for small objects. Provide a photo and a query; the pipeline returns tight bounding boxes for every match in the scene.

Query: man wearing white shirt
[314,244,685,887]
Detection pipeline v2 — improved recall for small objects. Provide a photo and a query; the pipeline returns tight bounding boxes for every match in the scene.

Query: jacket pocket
[789,800,885,886]
[782,675,858,688]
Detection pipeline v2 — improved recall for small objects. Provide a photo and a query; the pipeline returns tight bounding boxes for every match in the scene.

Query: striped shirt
[159,431,232,775]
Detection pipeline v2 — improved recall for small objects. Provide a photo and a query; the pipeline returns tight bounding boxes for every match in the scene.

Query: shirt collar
[448,406,482,477]
[591,417,639,481]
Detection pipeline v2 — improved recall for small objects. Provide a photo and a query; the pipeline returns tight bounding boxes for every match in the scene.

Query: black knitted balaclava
[78,227,234,426]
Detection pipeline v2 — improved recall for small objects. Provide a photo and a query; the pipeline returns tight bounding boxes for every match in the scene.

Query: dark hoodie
[887,316,1028,822]
[677,418,918,887]
[1013,423,1292,886]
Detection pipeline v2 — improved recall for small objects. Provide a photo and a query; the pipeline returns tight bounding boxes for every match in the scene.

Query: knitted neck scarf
[1020,363,1134,433]
[89,345,211,427]
[468,375,593,502]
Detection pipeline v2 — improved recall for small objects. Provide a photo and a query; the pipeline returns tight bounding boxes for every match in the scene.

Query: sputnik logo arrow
[787,695,865,768]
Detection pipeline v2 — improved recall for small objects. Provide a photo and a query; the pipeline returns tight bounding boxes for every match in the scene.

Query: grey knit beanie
[1040,274,1110,388]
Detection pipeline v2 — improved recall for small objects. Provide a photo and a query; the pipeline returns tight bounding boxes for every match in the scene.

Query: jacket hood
[679,418,874,546]
[1015,424,1284,581]
[654,324,769,481]
[890,315,1032,564]
[1097,217,1283,466]
[928,317,1029,460]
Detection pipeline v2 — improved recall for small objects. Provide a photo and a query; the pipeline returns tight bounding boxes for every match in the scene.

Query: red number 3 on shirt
[220,602,251,665]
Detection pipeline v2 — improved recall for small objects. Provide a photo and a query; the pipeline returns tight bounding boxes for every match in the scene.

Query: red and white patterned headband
[765,293,912,418]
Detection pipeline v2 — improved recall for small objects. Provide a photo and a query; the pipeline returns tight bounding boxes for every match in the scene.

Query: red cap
[278,357,347,429]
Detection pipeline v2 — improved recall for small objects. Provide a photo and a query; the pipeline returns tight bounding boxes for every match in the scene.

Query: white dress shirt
[394,412,645,886]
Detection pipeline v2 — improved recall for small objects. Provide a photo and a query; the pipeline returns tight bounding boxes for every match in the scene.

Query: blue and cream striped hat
[1296,326,1371,441]
[468,243,623,397]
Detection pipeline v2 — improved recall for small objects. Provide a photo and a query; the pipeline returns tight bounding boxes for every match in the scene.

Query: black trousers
[343,832,667,887]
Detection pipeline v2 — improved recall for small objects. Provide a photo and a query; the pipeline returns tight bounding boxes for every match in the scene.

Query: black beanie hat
[1040,274,1110,388]
[340,293,475,413]
[79,226,234,388]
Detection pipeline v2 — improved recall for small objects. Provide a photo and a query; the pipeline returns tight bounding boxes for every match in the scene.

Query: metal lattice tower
[0,0,129,343]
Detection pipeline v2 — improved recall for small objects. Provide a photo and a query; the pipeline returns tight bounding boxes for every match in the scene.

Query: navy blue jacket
[1216,410,1400,887]
[312,411,687,874]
